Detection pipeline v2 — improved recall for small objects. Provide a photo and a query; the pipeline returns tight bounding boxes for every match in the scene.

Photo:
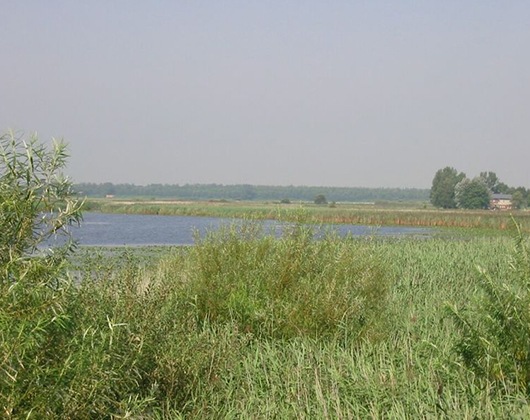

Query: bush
[0,132,82,263]
[0,133,193,416]
[0,131,83,415]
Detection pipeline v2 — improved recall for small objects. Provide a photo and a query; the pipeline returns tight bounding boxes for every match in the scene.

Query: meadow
[3,216,530,418]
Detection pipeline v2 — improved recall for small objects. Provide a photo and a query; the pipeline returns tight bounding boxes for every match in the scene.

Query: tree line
[430,167,529,209]
[75,182,429,203]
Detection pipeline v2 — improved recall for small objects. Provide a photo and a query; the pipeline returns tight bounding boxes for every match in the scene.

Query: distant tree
[240,184,257,200]
[455,177,491,209]
[430,167,466,208]
[479,171,502,193]
[75,183,431,202]
[280,198,291,204]
[102,182,116,196]
[314,194,327,205]
[512,191,525,209]
[496,182,511,194]
[512,186,528,197]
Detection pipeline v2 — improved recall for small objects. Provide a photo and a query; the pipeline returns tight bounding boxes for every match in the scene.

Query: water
[55,212,431,247]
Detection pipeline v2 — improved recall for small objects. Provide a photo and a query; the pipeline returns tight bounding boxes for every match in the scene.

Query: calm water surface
[66,212,431,246]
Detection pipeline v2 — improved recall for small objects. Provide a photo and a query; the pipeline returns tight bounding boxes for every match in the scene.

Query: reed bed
[3,222,530,417]
[85,199,530,232]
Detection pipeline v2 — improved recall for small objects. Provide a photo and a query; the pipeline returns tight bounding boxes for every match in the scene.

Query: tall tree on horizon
[430,167,466,208]
[479,171,501,193]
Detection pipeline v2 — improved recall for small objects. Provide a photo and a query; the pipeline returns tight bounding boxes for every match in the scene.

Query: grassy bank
[3,221,530,417]
[83,198,530,233]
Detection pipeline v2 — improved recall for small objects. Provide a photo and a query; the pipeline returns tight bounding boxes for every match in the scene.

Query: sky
[1,1,529,188]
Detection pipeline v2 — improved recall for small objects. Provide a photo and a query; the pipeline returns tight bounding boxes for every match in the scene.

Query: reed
[4,223,530,417]
[85,198,530,232]
[449,221,530,395]
[184,221,389,341]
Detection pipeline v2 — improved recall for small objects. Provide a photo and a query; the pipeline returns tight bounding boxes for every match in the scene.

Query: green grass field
[4,216,530,418]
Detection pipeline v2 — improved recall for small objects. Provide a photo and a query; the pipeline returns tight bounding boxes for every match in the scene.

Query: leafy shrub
[0,132,82,263]
[0,133,168,417]
[0,132,83,416]
[449,221,530,394]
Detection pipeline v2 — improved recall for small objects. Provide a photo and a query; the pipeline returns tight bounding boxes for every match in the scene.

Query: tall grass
[449,221,530,395]
[3,221,530,417]
[186,221,388,341]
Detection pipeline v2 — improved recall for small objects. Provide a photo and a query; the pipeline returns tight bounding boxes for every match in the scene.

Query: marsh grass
[3,220,530,417]
[449,222,530,395]
[86,198,530,232]
[186,221,389,341]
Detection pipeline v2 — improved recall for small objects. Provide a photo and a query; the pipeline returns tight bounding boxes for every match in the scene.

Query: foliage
[432,167,530,210]
[0,131,83,263]
[449,222,530,394]
[512,191,526,209]
[0,132,83,416]
[5,215,530,416]
[479,171,502,194]
[430,166,466,208]
[455,177,491,209]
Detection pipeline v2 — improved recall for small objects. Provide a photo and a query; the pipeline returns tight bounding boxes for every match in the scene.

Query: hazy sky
[1,1,529,188]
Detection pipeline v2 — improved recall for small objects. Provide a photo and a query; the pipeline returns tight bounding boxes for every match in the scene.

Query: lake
[57,212,432,246]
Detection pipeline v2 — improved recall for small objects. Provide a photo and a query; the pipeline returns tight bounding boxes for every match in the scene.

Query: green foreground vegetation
[3,133,530,418]
[5,225,530,418]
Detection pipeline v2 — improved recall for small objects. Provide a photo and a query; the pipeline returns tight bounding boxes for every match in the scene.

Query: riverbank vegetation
[84,197,530,233]
[5,224,530,417]
[3,133,530,417]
